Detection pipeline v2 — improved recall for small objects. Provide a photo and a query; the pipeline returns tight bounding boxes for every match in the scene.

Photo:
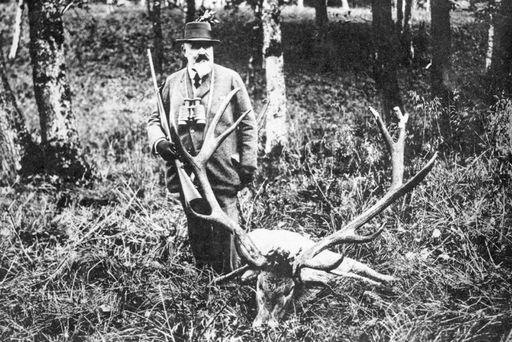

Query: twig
[210,264,250,285]
[61,0,76,15]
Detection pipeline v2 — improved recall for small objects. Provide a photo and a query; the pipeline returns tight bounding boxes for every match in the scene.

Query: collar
[187,64,212,82]
[182,65,214,99]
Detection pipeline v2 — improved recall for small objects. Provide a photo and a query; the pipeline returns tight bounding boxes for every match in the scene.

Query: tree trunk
[247,4,263,91]
[372,0,402,119]
[490,0,512,95]
[262,0,287,155]
[148,0,164,75]
[430,0,453,101]
[396,0,413,62]
[27,0,91,181]
[0,49,31,183]
[315,0,328,27]
[397,0,403,33]
[297,0,304,8]
[186,0,195,22]
[341,0,349,11]
[402,0,413,60]
[485,0,496,72]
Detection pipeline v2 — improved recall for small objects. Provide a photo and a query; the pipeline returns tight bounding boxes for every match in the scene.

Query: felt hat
[176,22,220,44]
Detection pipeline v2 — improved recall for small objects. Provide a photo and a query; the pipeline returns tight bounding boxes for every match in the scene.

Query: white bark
[264,55,287,153]
[485,21,495,71]
[9,0,24,60]
[262,0,288,154]
[485,0,499,71]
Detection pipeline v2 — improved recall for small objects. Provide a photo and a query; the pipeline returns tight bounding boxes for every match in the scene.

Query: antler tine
[179,151,267,268]
[299,223,387,271]
[168,105,198,169]
[294,104,437,275]
[211,264,251,285]
[369,106,393,152]
[294,153,437,273]
[217,109,251,145]
[196,88,241,165]
[169,88,267,269]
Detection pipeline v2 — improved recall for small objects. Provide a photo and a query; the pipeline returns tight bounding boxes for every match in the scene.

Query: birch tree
[0,46,31,183]
[27,0,91,180]
[485,0,497,72]
[262,0,287,154]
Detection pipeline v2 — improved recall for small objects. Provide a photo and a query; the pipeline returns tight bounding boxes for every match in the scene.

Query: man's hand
[156,140,177,161]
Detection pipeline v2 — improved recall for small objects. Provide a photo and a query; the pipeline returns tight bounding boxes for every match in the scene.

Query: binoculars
[178,98,206,126]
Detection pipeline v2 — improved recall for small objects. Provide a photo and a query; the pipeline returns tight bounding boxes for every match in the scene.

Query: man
[147,22,258,274]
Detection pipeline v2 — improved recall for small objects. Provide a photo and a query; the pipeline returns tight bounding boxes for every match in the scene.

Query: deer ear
[241,270,259,283]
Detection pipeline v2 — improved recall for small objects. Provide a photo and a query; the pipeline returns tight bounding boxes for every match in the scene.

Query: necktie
[193,72,201,88]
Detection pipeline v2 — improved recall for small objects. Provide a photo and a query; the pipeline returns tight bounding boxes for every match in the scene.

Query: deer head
[252,248,296,328]
[164,87,436,328]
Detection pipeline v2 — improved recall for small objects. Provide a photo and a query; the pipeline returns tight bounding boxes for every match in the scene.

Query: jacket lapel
[178,70,189,99]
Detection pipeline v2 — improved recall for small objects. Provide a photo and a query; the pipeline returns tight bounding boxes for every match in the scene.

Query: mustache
[196,54,209,62]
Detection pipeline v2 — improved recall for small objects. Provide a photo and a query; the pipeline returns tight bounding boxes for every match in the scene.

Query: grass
[1,2,511,341]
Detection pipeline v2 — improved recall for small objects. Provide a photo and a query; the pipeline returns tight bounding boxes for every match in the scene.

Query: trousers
[185,193,240,274]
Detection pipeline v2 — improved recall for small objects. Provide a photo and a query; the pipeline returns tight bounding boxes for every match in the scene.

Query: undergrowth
[0,2,511,341]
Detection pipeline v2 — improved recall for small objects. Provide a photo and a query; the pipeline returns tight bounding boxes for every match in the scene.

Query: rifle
[147,49,170,138]
[147,49,202,204]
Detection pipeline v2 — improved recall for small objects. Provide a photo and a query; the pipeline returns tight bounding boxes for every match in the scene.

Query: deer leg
[336,272,382,286]
[330,257,396,284]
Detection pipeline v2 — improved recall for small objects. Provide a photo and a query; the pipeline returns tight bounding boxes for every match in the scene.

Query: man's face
[182,42,214,71]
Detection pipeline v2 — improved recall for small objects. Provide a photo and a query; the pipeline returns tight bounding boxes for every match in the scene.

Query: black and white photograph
[0,0,511,340]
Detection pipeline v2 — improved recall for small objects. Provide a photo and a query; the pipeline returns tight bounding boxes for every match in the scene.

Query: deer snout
[253,273,295,329]
[252,315,280,329]
[252,300,282,329]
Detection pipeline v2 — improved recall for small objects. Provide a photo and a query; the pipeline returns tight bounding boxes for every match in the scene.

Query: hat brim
[176,38,221,43]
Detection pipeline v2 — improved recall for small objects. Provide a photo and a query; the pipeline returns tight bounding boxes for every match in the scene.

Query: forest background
[0,0,511,340]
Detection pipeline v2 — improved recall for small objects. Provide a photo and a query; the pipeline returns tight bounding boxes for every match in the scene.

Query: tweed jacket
[147,64,258,194]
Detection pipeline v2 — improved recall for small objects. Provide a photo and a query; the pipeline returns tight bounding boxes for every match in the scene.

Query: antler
[169,88,267,268]
[293,106,437,274]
